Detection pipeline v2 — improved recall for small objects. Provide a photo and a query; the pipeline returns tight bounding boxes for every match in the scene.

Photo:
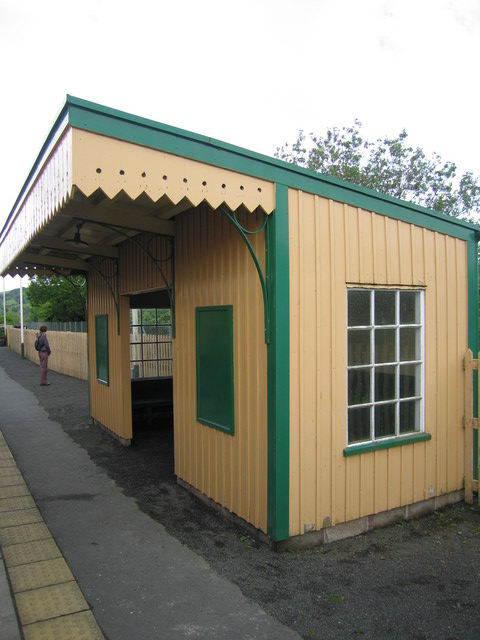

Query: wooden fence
[5,327,173,383]
[130,334,172,378]
[464,349,480,502]
[5,327,88,380]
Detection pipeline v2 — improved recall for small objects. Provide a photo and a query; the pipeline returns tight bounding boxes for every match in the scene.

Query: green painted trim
[5,94,478,246]
[86,312,91,416]
[467,237,479,480]
[219,207,270,343]
[266,184,290,542]
[95,314,109,385]
[467,237,479,360]
[344,433,432,457]
[474,425,479,482]
[195,306,234,435]
[85,221,174,335]
[62,96,480,243]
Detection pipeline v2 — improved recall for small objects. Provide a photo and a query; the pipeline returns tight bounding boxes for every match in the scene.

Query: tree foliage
[1,288,31,326]
[26,275,86,322]
[275,121,480,222]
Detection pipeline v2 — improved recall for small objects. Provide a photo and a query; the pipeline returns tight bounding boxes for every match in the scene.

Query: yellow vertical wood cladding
[119,233,173,294]
[289,191,468,537]
[174,204,268,532]
[88,258,132,442]
[87,231,173,442]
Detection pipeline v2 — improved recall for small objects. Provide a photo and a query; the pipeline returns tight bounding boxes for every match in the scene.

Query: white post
[131,308,140,378]
[19,276,25,358]
[2,277,6,336]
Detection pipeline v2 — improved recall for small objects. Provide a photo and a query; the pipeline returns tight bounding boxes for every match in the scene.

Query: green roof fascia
[67,95,269,187]
[65,96,480,242]
[4,94,479,247]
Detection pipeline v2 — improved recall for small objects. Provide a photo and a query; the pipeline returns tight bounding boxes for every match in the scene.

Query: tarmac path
[1,347,480,640]
[0,349,299,640]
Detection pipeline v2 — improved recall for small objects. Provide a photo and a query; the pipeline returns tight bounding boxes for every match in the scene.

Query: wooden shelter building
[1,97,478,546]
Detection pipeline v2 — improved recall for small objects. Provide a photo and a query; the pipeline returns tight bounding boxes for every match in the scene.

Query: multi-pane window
[130,308,172,379]
[347,288,424,445]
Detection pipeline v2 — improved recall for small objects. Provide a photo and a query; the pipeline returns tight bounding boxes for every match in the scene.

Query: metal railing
[28,321,87,333]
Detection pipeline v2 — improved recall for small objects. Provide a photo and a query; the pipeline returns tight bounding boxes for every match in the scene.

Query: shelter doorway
[128,290,174,455]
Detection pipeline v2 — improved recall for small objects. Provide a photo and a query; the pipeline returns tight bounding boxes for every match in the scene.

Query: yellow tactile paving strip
[0,431,105,639]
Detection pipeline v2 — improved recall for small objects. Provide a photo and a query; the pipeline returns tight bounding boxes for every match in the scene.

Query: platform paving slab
[0,552,22,640]
[0,432,105,640]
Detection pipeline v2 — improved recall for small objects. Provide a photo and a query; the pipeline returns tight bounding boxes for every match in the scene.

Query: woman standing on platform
[36,325,52,386]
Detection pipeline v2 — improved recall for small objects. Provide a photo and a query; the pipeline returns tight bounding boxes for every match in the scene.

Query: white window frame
[130,308,172,379]
[346,287,425,448]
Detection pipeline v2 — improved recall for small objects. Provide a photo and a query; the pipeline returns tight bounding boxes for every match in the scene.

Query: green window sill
[343,432,431,457]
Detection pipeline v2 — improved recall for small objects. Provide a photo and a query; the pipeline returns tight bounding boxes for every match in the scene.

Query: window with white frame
[130,308,172,379]
[347,288,424,446]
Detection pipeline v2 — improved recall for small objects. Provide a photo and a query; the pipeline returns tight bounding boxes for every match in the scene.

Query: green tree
[1,289,31,326]
[26,276,86,322]
[275,121,480,222]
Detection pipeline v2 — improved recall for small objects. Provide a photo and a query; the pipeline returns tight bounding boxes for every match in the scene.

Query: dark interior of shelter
[129,289,174,467]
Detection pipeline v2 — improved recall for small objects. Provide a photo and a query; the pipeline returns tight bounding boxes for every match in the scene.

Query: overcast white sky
[1,0,480,290]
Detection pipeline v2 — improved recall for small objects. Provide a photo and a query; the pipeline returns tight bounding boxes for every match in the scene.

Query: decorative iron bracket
[219,206,270,343]
[47,268,87,319]
[88,257,121,334]
[74,219,175,336]
[24,260,120,332]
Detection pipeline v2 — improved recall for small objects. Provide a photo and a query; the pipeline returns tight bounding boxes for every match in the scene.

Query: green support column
[467,235,480,481]
[266,183,290,541]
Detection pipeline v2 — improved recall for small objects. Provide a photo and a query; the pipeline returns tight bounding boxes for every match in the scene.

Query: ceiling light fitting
[65,222,88,247]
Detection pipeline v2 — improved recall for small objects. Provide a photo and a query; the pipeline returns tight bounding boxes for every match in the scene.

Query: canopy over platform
[2,95,478,280]
[0,96,275,279]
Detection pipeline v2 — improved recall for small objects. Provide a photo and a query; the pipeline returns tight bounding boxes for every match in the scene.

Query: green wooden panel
[196,306,234,434]
[343,432,431,456]
[467,238,479,481]
[95,314,109,385]
[266,184,290,542]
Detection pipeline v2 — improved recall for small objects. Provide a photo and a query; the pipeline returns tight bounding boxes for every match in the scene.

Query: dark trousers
[39,350,49,385]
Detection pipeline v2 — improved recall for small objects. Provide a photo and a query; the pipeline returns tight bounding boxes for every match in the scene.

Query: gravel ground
[1,347,479,640]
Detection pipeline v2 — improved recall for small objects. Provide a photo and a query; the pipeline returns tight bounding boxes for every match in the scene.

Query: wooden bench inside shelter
[131,377,173,426]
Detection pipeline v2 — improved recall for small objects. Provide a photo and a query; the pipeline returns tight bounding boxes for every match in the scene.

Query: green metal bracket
[76,220,175,337]
[88,257,121,334]
[219,206,270,344]
[47,269,87,318]
[23,257,119,333]
[145,234,175,338]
